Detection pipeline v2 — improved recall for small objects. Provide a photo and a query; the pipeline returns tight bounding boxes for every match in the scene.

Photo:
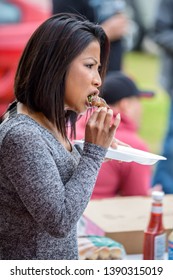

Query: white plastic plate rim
[73,140,167,165]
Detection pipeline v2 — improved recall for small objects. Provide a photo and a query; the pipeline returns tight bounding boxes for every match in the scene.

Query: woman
[0,13,120,259]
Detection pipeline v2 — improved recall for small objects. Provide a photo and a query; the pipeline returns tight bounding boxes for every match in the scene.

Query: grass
[123,51,169,154]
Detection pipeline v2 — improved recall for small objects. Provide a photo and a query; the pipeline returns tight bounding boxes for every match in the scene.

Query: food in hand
[88,95,109,108]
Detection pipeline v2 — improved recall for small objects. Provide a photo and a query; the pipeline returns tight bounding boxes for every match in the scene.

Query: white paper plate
[74,140,167,165]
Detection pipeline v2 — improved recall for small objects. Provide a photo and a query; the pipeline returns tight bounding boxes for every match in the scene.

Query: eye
[98,65,102,73]
[86,64,94,69]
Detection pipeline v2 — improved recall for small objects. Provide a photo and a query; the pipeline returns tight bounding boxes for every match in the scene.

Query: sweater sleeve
[1,125,107,238]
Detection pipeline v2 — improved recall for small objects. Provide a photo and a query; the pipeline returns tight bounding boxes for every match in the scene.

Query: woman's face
[64,40,102,114]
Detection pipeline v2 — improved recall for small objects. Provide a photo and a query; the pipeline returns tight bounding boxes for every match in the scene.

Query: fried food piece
[88,95,109,108]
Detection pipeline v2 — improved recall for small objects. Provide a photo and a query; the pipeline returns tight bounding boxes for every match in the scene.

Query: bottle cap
[152,191,164,201]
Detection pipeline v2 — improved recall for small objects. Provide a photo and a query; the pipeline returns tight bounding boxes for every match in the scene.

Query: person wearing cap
[73,71,154,197]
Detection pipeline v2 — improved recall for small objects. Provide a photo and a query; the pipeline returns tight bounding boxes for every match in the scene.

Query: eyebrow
[83,57,101,67]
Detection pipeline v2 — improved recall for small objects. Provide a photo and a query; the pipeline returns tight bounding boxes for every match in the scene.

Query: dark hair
[14,13,110,138]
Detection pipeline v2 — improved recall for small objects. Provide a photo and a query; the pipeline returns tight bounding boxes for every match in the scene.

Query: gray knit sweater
[0,114,107,260]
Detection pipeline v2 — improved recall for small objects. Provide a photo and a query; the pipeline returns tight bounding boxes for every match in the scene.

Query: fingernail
[101,107,107,111]
[96,107,102,112]
[108,108,113,115]
[116,113,121,120]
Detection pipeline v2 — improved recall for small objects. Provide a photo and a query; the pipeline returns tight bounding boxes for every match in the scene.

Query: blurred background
[0,0,168,156]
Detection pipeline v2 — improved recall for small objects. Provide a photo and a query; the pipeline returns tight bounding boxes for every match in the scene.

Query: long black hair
[14,13,110,138]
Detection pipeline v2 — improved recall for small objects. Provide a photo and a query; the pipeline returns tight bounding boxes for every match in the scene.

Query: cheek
[129,101,141,119]
[66,66,85,90]
[64,72,85,109]
[134,103,142,125]
[66,78,83,102]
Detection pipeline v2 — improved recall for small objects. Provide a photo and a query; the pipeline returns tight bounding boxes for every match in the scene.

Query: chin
[65,103,87,115]
[77,105,88,115]
[79,111,87,116]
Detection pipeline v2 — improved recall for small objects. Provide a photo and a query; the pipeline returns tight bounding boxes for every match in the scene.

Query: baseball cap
[101,71,155,105]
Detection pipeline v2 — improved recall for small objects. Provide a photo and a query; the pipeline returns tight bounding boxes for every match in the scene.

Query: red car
[0,0,51,119]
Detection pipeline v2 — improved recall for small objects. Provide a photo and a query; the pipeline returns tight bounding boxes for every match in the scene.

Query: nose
[93,71,102,88]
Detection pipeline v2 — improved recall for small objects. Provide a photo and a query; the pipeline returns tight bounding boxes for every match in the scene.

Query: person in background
[152,0,173,194]
[73,71,155,197]
[52,0,128,72]
[0,13,123,260]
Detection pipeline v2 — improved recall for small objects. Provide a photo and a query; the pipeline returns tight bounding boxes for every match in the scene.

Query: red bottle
[143,191,166,260]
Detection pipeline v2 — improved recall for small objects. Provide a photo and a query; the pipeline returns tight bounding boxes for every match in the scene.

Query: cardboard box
[84,195,173,254]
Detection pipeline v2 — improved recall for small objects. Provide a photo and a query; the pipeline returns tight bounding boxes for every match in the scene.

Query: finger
[87,107,102,124]
[103,108,113,127]
[116,139,130,147]
[111,138,118,149]
[95,107,108,125]
[114,113,121,128]
[111,137,130,149]
[109,113,121,136]
[108,113,121,146]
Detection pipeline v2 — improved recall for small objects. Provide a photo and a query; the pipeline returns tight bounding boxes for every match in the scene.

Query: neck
[17,102,56,132]
[17,103,71,151]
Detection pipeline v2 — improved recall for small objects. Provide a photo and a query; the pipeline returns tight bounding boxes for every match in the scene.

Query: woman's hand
[104,138,130,162]
[84,108,120,148]
[110,138,130,149]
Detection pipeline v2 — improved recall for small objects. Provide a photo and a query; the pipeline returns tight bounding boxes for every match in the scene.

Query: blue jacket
[153,0,173,97]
